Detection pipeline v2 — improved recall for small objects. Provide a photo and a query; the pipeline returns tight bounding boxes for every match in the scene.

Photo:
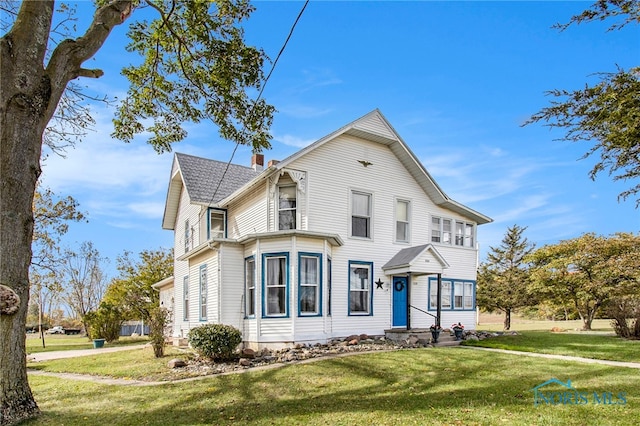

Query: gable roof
[163,109,492,230]
[162,153,260,229]
[221,109,491,225]
[382,244,450,276]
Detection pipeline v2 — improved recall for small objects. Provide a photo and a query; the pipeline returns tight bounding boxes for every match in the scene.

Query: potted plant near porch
[451,322,465,341]
[429,324,442,343]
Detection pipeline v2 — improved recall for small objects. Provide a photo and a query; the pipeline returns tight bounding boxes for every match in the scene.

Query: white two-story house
[159,109,492,348]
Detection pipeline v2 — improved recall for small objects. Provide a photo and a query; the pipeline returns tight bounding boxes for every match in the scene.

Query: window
[184,219,190,253]
[183,276,189,321]
[278,185,296,230]
[429,277,475,310]
[395,199,410,243]
[453,281,474,309]
[263,253,288,317]
[349,261,373,315]
[351,191,372,238]
[431,216,452,244]
[245,257,255,317]
[208,209,226,239]
[455,221,475,247]
[299,253,321,316]
[199,265,207,320]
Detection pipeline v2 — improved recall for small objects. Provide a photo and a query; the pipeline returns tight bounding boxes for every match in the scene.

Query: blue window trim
[261,252,290,318]
[298,252,323,317]
[199,264,208,321]
[207,207,227,239]
[244,256,256,319]
[427,277,476,311]
[327,257,332,317]
[348,260,374,316]
[183,275,189,321]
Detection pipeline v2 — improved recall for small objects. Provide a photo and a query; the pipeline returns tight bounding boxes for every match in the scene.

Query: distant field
[477,313,614,332]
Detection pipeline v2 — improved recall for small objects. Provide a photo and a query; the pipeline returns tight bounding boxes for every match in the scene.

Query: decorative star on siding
[375,278,384,289]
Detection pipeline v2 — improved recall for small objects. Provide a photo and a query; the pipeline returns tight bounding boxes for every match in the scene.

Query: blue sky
[38,1,638,278]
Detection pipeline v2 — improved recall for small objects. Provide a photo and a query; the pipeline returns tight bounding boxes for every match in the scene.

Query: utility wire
[185,0,310,249]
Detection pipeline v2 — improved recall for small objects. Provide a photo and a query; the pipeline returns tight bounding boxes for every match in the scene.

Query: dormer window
[208,209,226,239]
[278,185,297,230]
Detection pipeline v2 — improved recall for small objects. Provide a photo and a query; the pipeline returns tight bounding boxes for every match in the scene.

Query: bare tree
[61,242,108,337]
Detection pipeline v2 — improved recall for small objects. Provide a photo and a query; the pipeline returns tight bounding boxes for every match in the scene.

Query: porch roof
[382,244,449,276]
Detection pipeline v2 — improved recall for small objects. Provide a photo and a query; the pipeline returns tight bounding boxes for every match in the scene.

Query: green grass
[26,348,640,425]
[26,334,149,354]
[463,331,640,363]
[27,346,192,381]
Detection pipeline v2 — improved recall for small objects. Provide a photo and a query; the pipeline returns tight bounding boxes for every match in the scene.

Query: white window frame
[199,265,207,320]
[183,276,189,321]
[299,253,322,316]
[208,208,226,239]
[262,253,289,318]
[245,257,255,317]
[348,261,373,315]
[395,199,410,243]
[455,221,475,248]
[431,216,452,244]
[350,190,372,239]
[278,185,297,230]
[184,219,190,253]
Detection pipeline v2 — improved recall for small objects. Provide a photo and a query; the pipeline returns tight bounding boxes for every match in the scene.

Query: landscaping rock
[167,358,187,368]
[238,358,252,367]
[241,348,256,359]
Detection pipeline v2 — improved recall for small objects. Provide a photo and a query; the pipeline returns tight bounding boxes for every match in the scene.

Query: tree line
[477,225,640,337]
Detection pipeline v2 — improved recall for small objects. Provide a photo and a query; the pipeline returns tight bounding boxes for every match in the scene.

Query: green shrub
[148,306,171,358]
[188,324,242,361]
[85,302,124,342]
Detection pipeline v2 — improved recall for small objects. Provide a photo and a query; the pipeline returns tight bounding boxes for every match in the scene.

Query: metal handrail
[409,304,437,319]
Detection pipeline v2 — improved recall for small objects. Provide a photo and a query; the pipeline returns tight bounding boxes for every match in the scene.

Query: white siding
[227,184,268,238]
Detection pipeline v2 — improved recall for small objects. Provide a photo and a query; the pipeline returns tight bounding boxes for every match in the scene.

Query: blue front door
[392,276,408,328]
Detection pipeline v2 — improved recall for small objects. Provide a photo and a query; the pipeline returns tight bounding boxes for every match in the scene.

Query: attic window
[278,185,297,230]
[208,209,226,239]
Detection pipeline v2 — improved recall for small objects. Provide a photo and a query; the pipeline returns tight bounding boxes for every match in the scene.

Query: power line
[184,0,310,249]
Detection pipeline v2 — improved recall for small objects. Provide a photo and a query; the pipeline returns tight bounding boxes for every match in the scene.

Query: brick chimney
[268,159,280,168]
[251,153,264,172]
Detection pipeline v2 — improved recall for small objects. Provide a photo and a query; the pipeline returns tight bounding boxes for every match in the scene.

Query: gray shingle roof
[175,152,260,204]
[382,244,430,269]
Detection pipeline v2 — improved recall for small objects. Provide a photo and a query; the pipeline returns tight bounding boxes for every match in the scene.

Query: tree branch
[45,0,133,122]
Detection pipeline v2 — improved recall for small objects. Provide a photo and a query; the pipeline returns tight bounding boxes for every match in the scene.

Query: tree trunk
[503,308,511,330]
[0,84,45,426]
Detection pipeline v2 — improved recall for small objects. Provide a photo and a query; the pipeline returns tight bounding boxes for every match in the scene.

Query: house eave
[151,276,174,290]
[237,230,345,247]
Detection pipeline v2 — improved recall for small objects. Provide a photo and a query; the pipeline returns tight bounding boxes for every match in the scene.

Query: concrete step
[384,328,465,346]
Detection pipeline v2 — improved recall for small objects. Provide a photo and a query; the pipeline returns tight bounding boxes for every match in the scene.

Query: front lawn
[26,334,149,354]
[26,348,639,425]
[463,331,640,363]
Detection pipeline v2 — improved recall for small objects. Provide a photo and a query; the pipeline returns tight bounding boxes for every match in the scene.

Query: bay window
[263,253,289,317]
[299,253,321,316]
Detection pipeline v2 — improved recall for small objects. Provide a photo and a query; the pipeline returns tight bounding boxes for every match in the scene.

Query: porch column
[436,273,442,327]
[406,273,412,330]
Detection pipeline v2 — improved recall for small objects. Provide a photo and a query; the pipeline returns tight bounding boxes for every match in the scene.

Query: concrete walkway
[460,345,640,369]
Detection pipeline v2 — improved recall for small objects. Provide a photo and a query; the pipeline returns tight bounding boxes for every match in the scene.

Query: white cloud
[274,133,316,148]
